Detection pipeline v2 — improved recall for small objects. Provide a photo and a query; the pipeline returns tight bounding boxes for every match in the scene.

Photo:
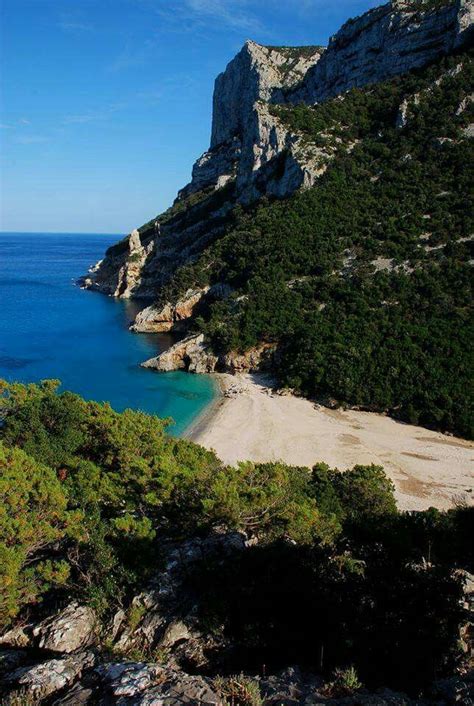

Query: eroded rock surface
[131,288,210,333]
[33,601,97,654]
[291,0,474,104]
[142,335,273,375]
[6,652,95,700]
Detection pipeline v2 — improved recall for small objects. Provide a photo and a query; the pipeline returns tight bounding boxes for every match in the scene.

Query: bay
[0,232,217,435]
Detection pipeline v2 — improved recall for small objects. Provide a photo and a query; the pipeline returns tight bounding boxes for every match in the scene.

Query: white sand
[189,373,474,511]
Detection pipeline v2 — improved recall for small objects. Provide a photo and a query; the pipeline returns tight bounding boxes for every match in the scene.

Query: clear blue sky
[0,0,381,234]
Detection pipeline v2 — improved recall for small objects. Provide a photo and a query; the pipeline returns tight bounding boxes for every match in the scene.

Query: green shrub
[0,442,82,626]
[214,674,262,706]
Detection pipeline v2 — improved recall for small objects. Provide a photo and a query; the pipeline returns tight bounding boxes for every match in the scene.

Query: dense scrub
[0,380,472,694]
[163,51,474,437]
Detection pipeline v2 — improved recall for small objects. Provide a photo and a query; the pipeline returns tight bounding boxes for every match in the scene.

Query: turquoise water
[0,232,217,435]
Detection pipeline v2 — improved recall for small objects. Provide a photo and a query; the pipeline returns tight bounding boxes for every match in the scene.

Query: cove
[0,232,217,436]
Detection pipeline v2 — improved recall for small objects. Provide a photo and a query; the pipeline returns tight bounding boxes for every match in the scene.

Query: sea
[0,232,217,435]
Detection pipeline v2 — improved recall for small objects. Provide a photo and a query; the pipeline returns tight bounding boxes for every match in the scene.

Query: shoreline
[186,372,474,512]
[181,374,227,441]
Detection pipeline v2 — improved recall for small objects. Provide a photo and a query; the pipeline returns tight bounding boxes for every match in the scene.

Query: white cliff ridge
[81,0,474,337]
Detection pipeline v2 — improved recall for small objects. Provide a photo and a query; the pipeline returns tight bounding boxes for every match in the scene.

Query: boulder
[6,652,95,700]
[0,624,31,649]
[130,668,221,705]
[33,601,97,653]
[142,334,218,374]
[96,661,163,699]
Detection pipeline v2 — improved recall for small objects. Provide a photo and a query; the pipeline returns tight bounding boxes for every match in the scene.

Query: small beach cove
[0,232,218,436]
[188,373,474,512]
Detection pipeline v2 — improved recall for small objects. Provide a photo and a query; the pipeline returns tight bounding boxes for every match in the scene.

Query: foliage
[214,674,263,706]
[0,442,81,625]
[191,539,465,694]
[326,666,362,697]
[0,380,471,695]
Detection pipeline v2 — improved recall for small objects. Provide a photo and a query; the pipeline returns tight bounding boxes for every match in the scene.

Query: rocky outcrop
[180,41,326,204]
[82,0,474,301]
[96,663,221,704]
[79,229,154,299]
[142,334,273,375]
[131,284,233,334]
[80,0,474,378]
[142,333,218,374]
[290,0,474,105]
[1,542,473,704]
[32,602,97,654]
[211,42,324,149]
[5,652,95,701]
[181,1,474,205]
[132,288,210,333]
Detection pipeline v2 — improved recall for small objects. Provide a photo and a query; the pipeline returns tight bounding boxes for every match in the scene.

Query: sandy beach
[188,373,474,512]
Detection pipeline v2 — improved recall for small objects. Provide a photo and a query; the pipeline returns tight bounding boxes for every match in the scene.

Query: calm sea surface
[0,232,217,435]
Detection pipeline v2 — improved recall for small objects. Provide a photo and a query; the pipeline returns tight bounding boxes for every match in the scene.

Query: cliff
[182,0,473,204]
[290,0,474,103]
[82,0,473,301]
[80,0,474,435]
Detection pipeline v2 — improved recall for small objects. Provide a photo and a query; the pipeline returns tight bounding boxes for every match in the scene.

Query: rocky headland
[81,0,473,341]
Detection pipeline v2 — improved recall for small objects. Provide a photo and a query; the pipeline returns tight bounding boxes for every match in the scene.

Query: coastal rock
[33,601,97,654]
[82,0,474,308]
[131,288,210,333]
[80,228,154,299]
[142,334,273,375]
[142,334,218,374]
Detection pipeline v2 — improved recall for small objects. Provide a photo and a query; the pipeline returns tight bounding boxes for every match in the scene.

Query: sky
[0,0,382,234]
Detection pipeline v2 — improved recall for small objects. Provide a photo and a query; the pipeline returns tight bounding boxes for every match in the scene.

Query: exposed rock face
[132,288,210,333]
[142,333,218,374]
[181,41,325,204]
[291,0,474,104]
[142,334,273,375]
[182,0,473,204]
[80,0,474,379]
[211,41,324,149]
[96,663,222,704]
[80,229,154,299]
[32,601,97,654]
[6,652,95,700]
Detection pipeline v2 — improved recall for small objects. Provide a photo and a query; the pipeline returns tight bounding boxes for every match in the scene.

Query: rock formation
[142,334,273,375]
[80,0,474,375]
[290,0,474,104]
[32,602,97,654]
[1,543,473,704]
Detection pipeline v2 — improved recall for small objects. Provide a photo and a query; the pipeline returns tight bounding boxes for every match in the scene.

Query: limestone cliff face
[179,42,324,202]
[79,229,154,299]
[291,0,473,104]
[180,1,473,206]
[82,0,474,358]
